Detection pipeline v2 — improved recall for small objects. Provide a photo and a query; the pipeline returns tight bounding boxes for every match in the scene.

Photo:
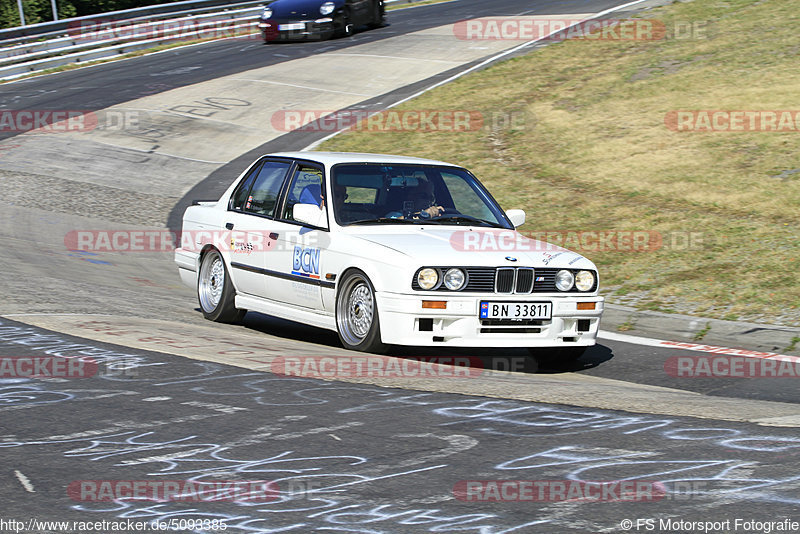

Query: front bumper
[258,18,336,41]
[376,292,604,347]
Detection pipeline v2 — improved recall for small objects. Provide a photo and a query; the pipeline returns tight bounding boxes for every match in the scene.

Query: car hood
[268,0,342,18]
[347,227,597,270]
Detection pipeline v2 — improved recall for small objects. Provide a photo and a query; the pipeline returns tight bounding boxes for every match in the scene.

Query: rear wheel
[197,249,245,323]
[335,270,387,353]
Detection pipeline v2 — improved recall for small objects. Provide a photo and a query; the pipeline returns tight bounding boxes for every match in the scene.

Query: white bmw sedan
[174,152,603,357]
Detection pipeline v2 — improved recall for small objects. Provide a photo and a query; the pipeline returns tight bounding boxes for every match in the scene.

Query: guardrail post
[51,0,60,21]
[16,0,26,26]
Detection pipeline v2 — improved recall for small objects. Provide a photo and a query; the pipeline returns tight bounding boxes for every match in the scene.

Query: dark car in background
[258,0,385,42]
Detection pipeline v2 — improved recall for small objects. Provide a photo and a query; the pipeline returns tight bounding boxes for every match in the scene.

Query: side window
[281,165,324,222]
[244,161,291,217]
[230,163,262,211]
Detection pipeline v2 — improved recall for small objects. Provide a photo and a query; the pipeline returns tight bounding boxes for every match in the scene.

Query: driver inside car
[386,179,444,219]
[410,179,445,219]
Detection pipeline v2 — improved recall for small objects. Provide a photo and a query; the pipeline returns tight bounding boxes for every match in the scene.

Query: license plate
[279,22,306,31]
[479,301,552,320]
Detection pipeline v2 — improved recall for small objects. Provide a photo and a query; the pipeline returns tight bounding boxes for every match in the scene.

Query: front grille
[412,267,597,293]
[495,268,514,293]
[480,327,542,334]
[464,268,495,291]
[516,268,534,293]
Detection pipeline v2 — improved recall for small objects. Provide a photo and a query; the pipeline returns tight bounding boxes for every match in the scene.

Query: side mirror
[506,209,526,228]
[293,203,328,228]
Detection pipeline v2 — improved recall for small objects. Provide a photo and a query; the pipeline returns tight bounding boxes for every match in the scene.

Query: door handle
[225,223,234,230]
[269,232,279,240]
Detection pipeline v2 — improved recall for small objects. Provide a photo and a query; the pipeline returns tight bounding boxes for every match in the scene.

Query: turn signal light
[422,301,447,309]
[577,302,596,310]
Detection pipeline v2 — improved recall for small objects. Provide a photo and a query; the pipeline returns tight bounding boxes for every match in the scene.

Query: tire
[335,8,353,38]
[369,0,385,29]
[197,249,245,323]
[335,270,387,353]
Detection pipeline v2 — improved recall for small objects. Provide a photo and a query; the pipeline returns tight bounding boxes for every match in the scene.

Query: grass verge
[320,0,800,326]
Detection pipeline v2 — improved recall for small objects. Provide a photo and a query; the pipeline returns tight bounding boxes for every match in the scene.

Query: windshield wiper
[347,217,419,225]
[428,215,506,228]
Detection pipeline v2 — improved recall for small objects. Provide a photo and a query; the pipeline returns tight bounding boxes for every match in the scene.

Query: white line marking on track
[233,78,375,97]
[14,470,35,493]
[323,53,458,64]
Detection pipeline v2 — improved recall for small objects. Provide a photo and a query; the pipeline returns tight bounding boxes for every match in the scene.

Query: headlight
[320,1,335,15]
[555,269,574,291]
[575,270,595,292]
[261,7,272,18]
[443,268,465,290]
[417,268,439,290]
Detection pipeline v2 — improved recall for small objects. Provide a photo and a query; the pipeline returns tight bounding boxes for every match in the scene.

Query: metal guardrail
[0,6,262,60]
[0,0,266,49]
[0,0,268,40]
[0,0,267,80]
[0,0,417,81]
[0,16,261,80]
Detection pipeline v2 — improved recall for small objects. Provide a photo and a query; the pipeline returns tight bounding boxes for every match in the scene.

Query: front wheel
[335,8,353,38]
[197,249,245,323]
[369,0,385,28]
[335,270,387,353]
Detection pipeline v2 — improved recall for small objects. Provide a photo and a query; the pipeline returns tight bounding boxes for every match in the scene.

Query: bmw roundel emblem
[505,256,517,262]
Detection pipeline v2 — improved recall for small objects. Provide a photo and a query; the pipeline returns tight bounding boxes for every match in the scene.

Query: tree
[1,0,75,27]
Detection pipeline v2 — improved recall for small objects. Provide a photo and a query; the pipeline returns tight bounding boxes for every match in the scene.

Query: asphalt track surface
[0,0,627,131]
[1,0,799,530]
[2,316,800,533]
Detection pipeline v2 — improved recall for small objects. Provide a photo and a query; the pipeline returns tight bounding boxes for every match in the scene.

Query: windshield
[331,164,512,228]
